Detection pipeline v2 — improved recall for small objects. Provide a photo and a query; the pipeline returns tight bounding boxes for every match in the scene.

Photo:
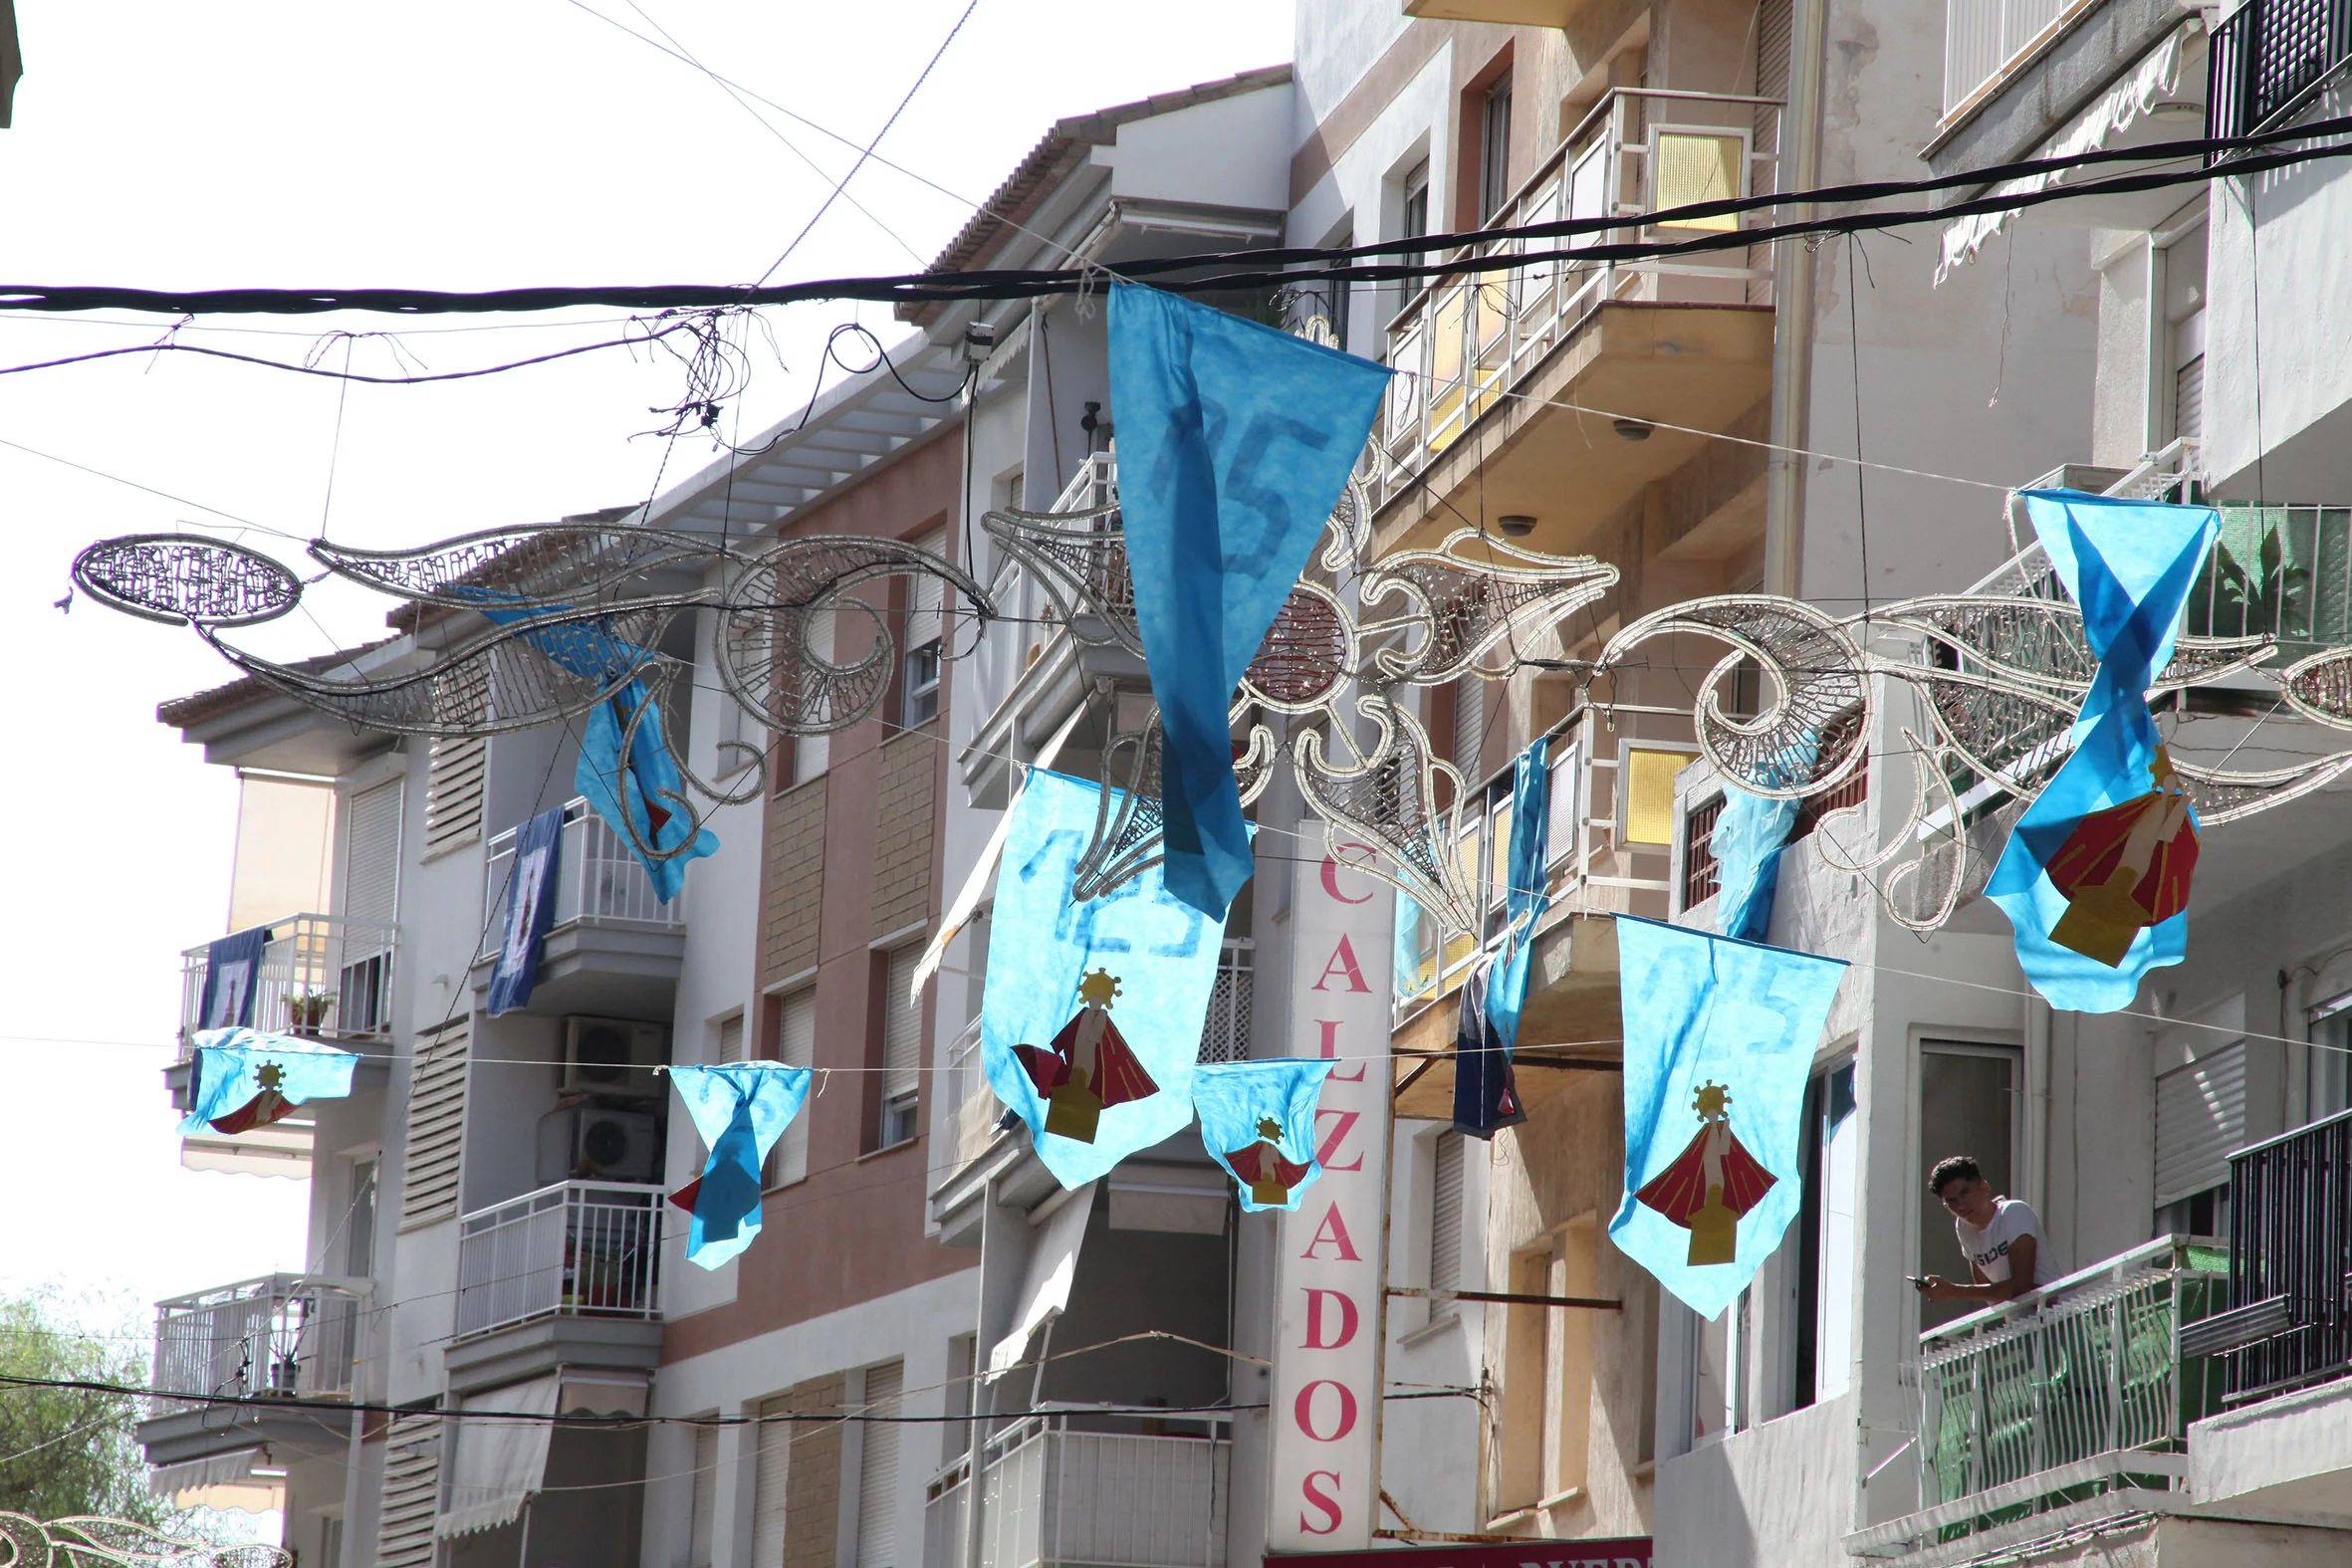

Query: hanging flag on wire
[196,925,270,1031]
[487,805,564,1016]
[1709,737,1817,945]
[1194,1058,1337,1212]
[981,770,1230,1189]
[1986,490,2217,1012]
[1106,282,1392,918]
[1607,916,1846,1319]
[181,1028,358,1135]
[666,1062,814,1269]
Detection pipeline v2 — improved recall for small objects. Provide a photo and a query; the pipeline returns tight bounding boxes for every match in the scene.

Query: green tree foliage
[0,1289,173,1522]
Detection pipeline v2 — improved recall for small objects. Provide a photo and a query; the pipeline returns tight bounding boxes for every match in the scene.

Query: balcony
[471,797,687,1016]
[1849,1236,2228,1560]
[447,1179,664,1392]
[175,912,396,1052]
[1362,88,1779,559]
[1942,0,2079,118]
[2209,0,2352,141]
[938,940,1257,1180]
[1389,701,1694,1117]
[923,1413,1232,1568]
[136,1273,367,1487]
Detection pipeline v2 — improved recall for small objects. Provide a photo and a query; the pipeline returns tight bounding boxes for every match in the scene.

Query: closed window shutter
[751,1396,792,1566]
[345,781,403,930]
[719,1014,745,1063]
[855,1363,903,1568]
[2156,1041,2247,1206]
[794,609,835,784]
[2175,354,2206,442]
[774,990,817,1185]
[689,1423,719,1568]
[424,737,486,857]
[375,1415,441,1568]
[882,950,921,1103]
[1431,1131,1465,1292]
[1454,675,1486,779]
[399,1021,470,1229]
[910,532,946,651]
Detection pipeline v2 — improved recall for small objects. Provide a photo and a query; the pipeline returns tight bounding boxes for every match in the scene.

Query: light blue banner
[181,1028,358,1134]
[669,1062,815,1269]
[1485,739,1552,1055]
[981,770,1229,1189]
[1987,491,2217,1012]
[1107,282,1391,917]
[1607,917,1847,1320]
[1194,1059,1336,1213]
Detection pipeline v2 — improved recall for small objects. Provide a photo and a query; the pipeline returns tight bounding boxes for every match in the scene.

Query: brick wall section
[765,778,827,981]
[780,1373,844,1568]
[870,723,938,939]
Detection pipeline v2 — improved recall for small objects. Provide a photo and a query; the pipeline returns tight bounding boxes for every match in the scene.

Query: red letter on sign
[1310,935,1371,993]
[1317,1019,1365,1083]
[1300,1202,1360,1261]
[1294,1380,1360,1442]
[1303,1287,1358,1350]
[1299,1470,1345,1535]
[1322,848,1375,904]
[1315,1108,1364,1172]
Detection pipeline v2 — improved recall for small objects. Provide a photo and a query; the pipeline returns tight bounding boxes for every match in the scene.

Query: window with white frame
[878,949,922,1150]
[769,988,816,1187]
[688,1421,718,1568]
[2311,994,2352,1126]
[902,529,946,729]
[854,1362,904,1568]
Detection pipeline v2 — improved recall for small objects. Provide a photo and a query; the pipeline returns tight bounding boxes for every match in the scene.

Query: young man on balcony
[1915,1155,2062,1304]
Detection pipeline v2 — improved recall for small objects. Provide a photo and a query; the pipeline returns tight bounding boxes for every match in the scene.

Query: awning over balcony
[438,1374,560,1538]
[1937,23,2207,284]
[148,1445,269,1497]
[987,1182,1097,1379]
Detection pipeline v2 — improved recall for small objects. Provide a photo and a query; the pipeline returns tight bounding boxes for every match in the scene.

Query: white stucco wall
[1104,83,1294,213]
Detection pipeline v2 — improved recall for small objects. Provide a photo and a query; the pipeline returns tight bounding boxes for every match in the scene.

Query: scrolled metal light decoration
[0,1512,289,1568]
[71,536,303,628]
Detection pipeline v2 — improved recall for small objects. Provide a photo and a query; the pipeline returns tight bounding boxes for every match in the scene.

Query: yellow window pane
[1622,749,1687,845]
[1654,132,1743,231]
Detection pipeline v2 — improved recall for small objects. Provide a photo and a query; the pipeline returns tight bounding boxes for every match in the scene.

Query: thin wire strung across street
[4,114,2350,321]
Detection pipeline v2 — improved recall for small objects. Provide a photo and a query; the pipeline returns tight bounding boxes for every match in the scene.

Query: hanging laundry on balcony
[1607,916,1846,1318]
[486,804,563,1016]
[195,924,270,1030]
[1710,738,1817,944]
[1106,282,1391,919]
[1453,963,1525,1139]
[1987,491,2217,1012]
[981,769,1231,1189]
[462,589,717,902]
[1193,1058,1336,1212]
[666,1061,814,1269]
[180,1027,358,1136]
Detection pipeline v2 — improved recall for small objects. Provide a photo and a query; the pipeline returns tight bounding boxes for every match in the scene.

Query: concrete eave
[1391,911,1623,1120]
[444,1313,664,1398]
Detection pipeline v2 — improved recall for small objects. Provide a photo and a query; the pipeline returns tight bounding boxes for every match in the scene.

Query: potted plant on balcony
[285,989,335,1036]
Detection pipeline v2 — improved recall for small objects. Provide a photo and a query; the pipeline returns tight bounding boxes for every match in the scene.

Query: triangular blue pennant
[1193,1059,1336,1213]
[667,1063,814,1268]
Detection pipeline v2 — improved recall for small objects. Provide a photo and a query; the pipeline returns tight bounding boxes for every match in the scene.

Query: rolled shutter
[344,781,403,930]
[855,1362,903,1568]
[2155,1041,2248,1206]
[774,990,817,1184]
[688,1422,719,1568]
[751,1395,792,1566]
[882,950,921,1104]
[1431,1131,1465,1292]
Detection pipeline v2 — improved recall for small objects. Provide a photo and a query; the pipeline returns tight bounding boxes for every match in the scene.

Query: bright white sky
[0,0,1295,1348]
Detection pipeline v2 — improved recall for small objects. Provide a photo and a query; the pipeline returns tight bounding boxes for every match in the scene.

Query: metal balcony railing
[1854,1237,2228,1558]
[970,453,1119,743]
[1363,87,1780,514]
[1943,0,2076,115]
[2212,1106,2352,1401]
[2209,0,2352,142]
[453,1180,662,1340]
[923,1413,1232,1568]
[479,796,685,961]
[177,913,396,1055]
[150,1273,367,1411]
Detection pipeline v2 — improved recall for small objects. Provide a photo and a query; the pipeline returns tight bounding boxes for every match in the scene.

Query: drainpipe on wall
[1764,0,1831,598]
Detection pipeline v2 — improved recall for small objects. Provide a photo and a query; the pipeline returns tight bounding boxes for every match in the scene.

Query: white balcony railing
[970,453,1119,739]
[453,1180,662,1340]
[1943,0,2073,116]
[924,1414,1231,1568]
[150,1273,367,1411]
[176,913,396,1055]
[479,796,686,961]
[1364,87,1781,513]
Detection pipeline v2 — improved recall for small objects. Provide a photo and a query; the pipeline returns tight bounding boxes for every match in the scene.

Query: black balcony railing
[2210,0,2352,143]
[2219,1108,2352,1400]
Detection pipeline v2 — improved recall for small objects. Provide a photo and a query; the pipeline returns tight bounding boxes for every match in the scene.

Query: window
[424,736,486,857]
[717,1012,745,1063]
[1917,1041,2020,1329]
[1429,1130,1465,1295]
[751,1393,793,1565]
[347,1158,378,1277]
[768,989,816,1187]
[2155,1040,2246,1236]
[1401,160,1431,254]
[1692,1287,1749,1445]
[1794,1062,1858,1405]
[1682,794,1726,911]
[1480,71,1515,221]
[2165,224,2208,445]
[792,606,835,784]
[1394,888,1439,1008]
[320,1515,345,1568]
[901,530,946,729]
[688,1421,719,1568]
[1498,1218,1598,1510]
[878,949,923,1149]
[2311,997,2352,1124]
[855,1362,904,1568]
[1544,743,1578,869]
[1454,673,1487,779]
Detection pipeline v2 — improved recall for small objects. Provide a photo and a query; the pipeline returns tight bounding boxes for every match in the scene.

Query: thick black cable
[0,114,2343,321]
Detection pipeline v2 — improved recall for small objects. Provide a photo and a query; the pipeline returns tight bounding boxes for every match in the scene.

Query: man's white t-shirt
[1954,1198,2060,1286]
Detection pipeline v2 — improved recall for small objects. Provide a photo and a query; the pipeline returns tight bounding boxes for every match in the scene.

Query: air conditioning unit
[560,1017,665,1099]
[537,1106,661,1186]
